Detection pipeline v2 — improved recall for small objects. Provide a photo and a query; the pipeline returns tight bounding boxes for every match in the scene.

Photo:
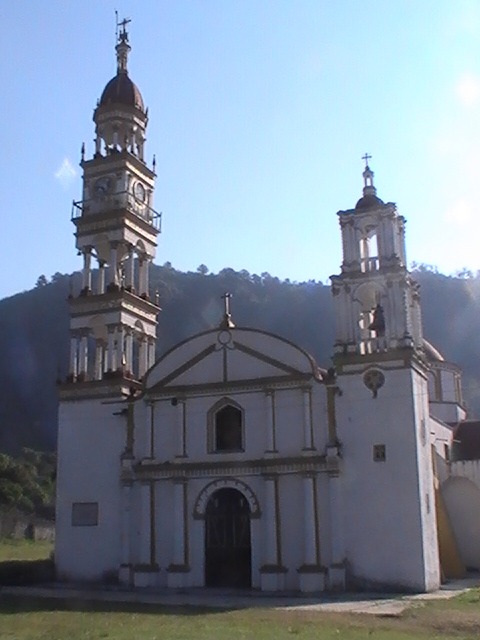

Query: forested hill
[1,263,480,454]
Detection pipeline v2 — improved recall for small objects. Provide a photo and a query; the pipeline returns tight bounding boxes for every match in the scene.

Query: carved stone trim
[193,477,261,519]
[135,454,332,481]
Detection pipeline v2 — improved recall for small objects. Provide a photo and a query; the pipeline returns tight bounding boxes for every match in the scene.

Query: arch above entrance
[193,478,261,519]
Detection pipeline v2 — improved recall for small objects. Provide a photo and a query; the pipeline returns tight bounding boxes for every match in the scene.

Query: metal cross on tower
[115,12,131,40]
[362,153,372,167]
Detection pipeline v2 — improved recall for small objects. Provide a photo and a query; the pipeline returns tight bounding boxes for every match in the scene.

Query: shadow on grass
[0,594,233,617]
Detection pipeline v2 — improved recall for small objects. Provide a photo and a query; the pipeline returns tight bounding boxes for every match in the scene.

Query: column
[146,402,155,458]
[302,387,314,451]
[139,336,148,377]
[95,132,102,156]
[119,481,132,585]
[116,326,124,372]
[98,261,106,294]
[144,257,150,296]
[78,333,88,380]
[171,481,186,567]
[139,482,151,565]
[302,475,317,566]
[298,473,325,593]
[263,477,278,566]
[69,334,78,381]
[167,480,189,588]
[107,326,115,372]
[265,390,276,453]
[260,475,286,591]
[125,330,134,376]
[82,248,92,293]
[125,246,135,292]
[148,337,156,369]
[328,474,346,590]
[94,341,103,380]
[175,400,186,458]
[340,220,349,266]
[109,242,119,289]
[139,257,147,297]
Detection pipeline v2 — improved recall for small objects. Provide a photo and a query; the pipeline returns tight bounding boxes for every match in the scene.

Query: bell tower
[56,20,161,583]
[63,19,160,398]
[329,159,440,592]
[331,157,422,359]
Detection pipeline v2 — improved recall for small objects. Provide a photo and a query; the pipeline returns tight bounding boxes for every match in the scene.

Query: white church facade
[56,24,477,593]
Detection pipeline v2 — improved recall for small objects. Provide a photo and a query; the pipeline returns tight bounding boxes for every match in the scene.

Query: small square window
[373,444,386,462]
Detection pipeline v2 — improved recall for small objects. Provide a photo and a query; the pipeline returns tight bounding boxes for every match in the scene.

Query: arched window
[207,398,244,453]
[216,405,242,451]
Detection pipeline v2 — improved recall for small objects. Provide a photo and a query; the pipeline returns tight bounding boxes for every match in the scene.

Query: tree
[196,264,209,275]
[35,275,48,287]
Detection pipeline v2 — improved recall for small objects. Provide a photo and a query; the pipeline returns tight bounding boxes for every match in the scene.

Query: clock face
[94,176,112,198]
[133,181,146,203]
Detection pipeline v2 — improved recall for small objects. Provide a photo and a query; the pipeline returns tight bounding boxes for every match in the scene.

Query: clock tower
[56,21,161,581]
[63,20,160,397]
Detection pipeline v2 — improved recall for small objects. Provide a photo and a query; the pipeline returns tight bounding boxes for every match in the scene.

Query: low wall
[0,511,55,542]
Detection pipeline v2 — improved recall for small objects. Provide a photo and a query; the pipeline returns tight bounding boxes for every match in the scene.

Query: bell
[368,303,385,336]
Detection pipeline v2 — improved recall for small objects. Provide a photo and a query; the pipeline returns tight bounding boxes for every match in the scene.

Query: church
[55,23,480,593]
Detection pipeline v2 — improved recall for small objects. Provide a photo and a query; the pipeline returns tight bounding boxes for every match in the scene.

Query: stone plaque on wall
[72,502,98,526]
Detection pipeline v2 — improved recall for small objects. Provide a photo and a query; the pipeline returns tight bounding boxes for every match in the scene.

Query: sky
[2,0,480,299]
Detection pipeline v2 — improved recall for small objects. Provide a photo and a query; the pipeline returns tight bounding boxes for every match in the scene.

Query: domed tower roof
[98,19,145,113]
[100,75,144,111]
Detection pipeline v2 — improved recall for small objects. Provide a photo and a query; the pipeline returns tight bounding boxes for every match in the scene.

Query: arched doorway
[205,488,251,588]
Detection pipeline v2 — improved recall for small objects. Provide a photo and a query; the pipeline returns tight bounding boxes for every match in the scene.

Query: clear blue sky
[1,0,479,299]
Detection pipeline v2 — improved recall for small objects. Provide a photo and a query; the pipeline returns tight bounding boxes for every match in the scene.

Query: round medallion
[218,330,232,345]
[363,368,385,397]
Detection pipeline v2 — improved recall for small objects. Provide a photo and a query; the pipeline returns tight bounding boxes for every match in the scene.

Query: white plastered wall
[334,364,440,591]
[56,398,126,581]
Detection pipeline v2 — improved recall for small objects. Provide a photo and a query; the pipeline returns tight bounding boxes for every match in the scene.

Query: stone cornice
[58,377,142,402]
[334,348,428,379]
[132,453,333,480]
[147,373,313,400]
[69,289,160,321]
[73,207,159,240]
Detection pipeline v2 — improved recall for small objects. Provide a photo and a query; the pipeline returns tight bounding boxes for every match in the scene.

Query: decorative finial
[115,15,132,73]
[81,142,85,162]
[155,288,160,306]
[219,292,235,329]
[152,154,156,172]
[361,153,376,195]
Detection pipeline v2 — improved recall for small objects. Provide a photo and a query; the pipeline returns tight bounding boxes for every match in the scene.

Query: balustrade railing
[71,191,161,231]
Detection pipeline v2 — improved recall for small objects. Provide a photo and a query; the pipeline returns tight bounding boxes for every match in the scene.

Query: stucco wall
[56,398,126,581]
[442,470,480,570]
[335,363,440,591]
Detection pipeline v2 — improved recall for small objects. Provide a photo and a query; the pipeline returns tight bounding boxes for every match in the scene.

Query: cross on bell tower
[60,20,162,399]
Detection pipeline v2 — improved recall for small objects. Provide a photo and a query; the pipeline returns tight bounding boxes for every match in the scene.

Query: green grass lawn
[0,590,480,640]
[0,538,53,562]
